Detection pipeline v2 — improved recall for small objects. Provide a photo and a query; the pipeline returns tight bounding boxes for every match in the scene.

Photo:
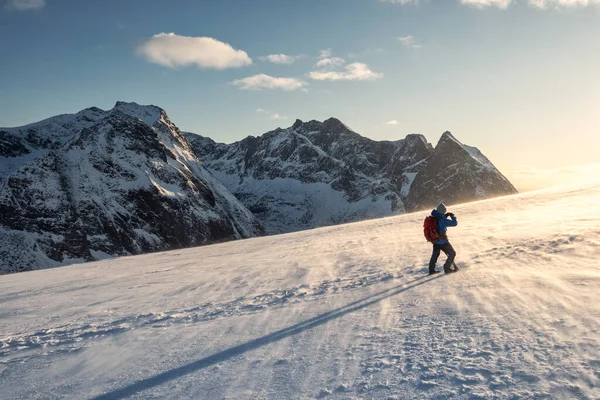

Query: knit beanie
[436,203,447,215]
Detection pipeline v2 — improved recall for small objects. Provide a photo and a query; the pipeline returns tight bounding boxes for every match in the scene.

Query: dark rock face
[404,132,518,210]
[0,131,30,157]
[187,119,436,233]
[186,121,515,234]
[0,103,263,274]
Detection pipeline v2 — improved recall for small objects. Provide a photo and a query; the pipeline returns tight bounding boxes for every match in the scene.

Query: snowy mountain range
[0,102,262,274]
[185,119,517,234]
[0,102,516,273]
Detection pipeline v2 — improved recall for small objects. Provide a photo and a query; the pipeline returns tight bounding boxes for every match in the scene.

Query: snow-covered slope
[1,181,598,399]
[0,102,263,274]
[185,122,516,234]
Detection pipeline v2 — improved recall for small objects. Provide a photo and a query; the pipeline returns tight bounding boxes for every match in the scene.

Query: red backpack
[423,216,439,243]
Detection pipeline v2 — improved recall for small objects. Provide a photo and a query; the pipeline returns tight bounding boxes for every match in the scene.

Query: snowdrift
[1,181,599,399]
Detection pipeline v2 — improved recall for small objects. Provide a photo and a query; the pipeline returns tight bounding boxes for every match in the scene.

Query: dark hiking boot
[444,268,458,274]
[429,270,441,275]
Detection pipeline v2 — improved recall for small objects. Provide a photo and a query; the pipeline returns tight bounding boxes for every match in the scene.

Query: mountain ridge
[0,102,263,274]
[1,102,517,273]
[185,120,516,233]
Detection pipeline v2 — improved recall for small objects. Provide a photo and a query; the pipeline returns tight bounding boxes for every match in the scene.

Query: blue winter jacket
[431,209,458,244]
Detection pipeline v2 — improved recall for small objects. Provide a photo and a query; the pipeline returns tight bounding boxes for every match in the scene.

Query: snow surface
[1,181,599,399]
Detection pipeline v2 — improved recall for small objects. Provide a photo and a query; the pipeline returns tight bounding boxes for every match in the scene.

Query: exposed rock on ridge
[0,102,263,274]
[185,121,516,234]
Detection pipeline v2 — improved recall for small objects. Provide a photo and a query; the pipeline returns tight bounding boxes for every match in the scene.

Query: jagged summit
[436,130,463,148]
[1,102,168,151]
[405,132,517,210]
[322,117,351,132]
[0,102,263,274]
[112,101,165,126]
[184,118,516,234]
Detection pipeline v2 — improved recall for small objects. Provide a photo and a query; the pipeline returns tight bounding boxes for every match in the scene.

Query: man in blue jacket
[429,203,459,275]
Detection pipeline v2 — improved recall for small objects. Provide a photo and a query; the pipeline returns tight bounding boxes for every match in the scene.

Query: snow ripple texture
[0,181,599,399]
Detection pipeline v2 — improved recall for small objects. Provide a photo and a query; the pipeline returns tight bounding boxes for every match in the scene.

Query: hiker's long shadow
[92,274,441,400]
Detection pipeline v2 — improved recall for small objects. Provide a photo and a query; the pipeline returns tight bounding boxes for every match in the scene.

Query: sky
[1,0,599,191]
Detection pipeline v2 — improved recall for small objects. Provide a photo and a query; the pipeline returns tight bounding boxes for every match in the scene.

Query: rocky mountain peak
[0,103,264,274]
[436,131,463,150]
[292,119,303,130]
[322,117,350,133]
[112,101,165,126]
[405,132,517,210]
[403,134,432,150]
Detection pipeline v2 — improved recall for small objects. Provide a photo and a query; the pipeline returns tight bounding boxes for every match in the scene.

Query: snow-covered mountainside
[0,102,263,274]
[185,121,516,234]
[1,181,598,399]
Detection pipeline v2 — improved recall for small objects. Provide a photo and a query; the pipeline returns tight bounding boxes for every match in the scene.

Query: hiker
[426,203,458,275]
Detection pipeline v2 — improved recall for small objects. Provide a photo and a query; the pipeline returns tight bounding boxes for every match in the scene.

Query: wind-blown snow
[1,181,599,399]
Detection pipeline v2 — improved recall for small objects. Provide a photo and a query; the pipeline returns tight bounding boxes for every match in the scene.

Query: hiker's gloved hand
[445,212,455,217]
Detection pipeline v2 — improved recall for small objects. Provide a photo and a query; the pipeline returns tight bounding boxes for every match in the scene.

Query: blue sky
[1,0,599,190]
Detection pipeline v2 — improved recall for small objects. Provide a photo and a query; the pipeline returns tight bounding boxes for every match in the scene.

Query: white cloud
[259,54,300,65]
[6,0,45,10]
[256,108,287,120]
[315,57,346,68]
[232,74,307,90]
[310,49,383,82]
[528,0,599,7]
[397,35,423,49]
[308,63,383,81]
[386,120,399,125]
[460,0,512,7]
[137,33,252,69]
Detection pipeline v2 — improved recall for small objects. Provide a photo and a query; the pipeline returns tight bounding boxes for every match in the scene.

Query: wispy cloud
[397,35,422,49]
[232,74,307,90]
[5,0,46,11]
[460,0,512,7]
[309,62,383,81]
[257,109,288,120]
[385,120,399,125]
[309,49,383,82]
[527,0,600,8]
[259,54,301,65]
[315,57,346,68]
[137,33,252,69]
